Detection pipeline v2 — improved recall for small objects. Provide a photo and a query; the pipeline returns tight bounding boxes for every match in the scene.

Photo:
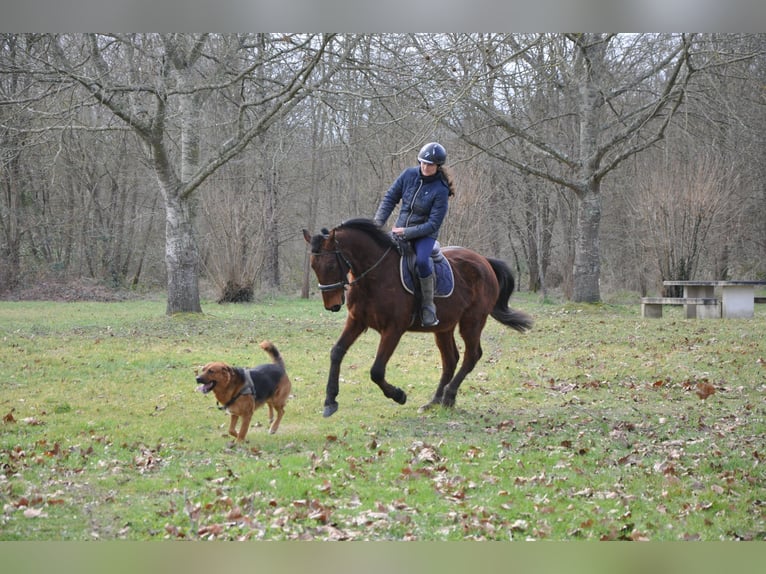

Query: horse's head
[302,227,347,312]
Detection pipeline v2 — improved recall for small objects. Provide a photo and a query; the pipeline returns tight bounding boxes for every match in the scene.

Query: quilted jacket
[373,166,450,240]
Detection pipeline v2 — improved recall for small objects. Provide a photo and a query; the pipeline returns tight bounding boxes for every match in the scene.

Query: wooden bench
[641,297,720,319]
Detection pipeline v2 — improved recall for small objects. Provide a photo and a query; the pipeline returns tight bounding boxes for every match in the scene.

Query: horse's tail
[488,258,533,333]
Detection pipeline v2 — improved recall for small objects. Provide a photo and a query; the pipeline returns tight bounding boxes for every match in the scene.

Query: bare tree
[36,33,352,313]
[627,150,740,295]
[1,34,56,291]
[0,41,24,290]
[3,33,764,303]
[439,34,696,301]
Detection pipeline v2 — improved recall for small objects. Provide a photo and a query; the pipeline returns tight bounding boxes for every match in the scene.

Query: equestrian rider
[374,142,455,327]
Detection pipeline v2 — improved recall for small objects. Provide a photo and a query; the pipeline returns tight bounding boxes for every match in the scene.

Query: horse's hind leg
[441,319,486,408]
[419,330,459,412]
[369,330,408,406]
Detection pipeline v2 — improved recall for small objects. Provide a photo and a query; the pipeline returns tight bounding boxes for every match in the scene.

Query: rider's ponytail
[439,166,456,197]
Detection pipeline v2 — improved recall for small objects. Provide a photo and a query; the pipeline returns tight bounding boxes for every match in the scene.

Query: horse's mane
[338,218,397,250]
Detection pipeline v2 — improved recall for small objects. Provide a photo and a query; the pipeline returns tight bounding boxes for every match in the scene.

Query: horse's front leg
[419,330,459,412]
[369,329,407,406]
[324,318,366,417]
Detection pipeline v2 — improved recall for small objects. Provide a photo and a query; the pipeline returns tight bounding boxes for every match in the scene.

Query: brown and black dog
[195,341,291,442]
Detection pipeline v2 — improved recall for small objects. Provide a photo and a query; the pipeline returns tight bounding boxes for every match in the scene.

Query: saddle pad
[399,252,455,298]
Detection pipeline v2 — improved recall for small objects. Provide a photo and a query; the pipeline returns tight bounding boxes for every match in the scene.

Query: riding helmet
[417,142,447,166]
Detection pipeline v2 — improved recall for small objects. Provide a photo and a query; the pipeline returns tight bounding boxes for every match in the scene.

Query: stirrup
[421,307,439,327]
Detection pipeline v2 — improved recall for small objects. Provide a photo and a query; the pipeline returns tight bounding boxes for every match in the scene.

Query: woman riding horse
[304,218,532,417]
[374,142,454,327]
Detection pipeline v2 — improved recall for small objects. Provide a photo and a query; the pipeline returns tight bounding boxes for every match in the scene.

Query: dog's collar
[217,368,255,411]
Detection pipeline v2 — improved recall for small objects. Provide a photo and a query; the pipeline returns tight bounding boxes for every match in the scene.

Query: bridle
[313,236,392,293]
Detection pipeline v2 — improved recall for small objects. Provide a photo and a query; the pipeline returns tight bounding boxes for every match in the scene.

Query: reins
[315,239,393,293]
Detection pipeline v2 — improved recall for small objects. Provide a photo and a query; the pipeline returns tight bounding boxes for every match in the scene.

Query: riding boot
[419,273,439,327]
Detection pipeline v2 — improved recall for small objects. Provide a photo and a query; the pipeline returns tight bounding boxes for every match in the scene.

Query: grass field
[1,293,764,541]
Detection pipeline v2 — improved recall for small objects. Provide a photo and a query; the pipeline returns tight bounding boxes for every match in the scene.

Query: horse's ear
[302,229,312,243]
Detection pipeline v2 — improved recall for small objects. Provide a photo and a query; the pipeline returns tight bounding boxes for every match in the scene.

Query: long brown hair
[439,165,456,197]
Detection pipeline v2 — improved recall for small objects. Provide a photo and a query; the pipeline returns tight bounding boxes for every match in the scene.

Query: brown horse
[303,218,533,417]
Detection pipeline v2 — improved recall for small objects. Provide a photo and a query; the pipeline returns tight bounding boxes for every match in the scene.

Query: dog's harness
[217,369,255,411]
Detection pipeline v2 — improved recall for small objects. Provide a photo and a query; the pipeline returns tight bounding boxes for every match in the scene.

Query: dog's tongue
[196,384,207,393]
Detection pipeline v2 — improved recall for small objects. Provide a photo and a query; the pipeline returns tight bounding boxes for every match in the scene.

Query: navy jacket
[374,167,450,240]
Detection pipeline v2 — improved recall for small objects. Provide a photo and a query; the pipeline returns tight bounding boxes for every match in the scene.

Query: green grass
[1,295,764,540]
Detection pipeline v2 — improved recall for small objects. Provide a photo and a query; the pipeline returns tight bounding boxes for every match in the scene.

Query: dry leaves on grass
[2,409,45,426]
[695,381,716,400]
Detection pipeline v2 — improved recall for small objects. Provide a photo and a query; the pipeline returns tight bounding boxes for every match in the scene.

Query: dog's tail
[259,341,285,371]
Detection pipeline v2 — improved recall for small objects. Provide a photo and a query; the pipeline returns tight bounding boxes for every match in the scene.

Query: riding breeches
[412,236,436,278]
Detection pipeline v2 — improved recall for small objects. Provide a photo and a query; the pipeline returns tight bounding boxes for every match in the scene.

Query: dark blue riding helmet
[417,142,447,166]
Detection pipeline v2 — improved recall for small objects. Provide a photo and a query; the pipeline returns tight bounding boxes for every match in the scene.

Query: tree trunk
[1,148,22,292]
[261,144,280,290]
[572,186,602,302]
[571,34,605,303]
[164,193,201,314]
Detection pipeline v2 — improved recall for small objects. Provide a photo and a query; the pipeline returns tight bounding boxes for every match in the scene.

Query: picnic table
[641,280,766,319]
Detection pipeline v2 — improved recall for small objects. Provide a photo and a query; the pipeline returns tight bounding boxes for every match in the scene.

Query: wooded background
[1,33,764,312]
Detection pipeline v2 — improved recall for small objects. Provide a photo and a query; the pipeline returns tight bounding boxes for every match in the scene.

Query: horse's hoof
[323,402,339,417]
[393,388,407,405]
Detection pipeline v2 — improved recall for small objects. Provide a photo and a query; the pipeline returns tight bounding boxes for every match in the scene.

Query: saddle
[393,237,455,298]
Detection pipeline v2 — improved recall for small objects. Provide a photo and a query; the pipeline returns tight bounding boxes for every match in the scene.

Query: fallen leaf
[165,524,184,538]
[630,530,650,541]
[695,382,716,400]
[197,523,223,537]
[416,446,440,463]
[309,505,331,524]
[23,508,48,518]
[22,417,44,426]
[45,443,61,457]
[510,519,528,531]
[653,460,677,476]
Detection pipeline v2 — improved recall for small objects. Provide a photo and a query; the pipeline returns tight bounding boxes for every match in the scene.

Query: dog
[195,341,291,442]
